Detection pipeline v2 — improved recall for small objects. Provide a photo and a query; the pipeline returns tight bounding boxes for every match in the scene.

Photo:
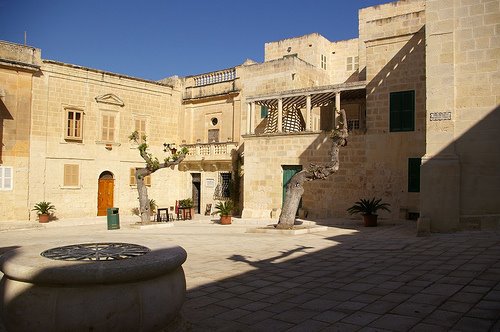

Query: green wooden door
[282,165,303,205]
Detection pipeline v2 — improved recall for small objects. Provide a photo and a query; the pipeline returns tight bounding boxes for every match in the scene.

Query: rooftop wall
[0,41,41,68]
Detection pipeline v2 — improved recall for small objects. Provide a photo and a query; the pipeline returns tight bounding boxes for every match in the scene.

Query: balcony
[183,68,240,102]
[179,142,238,172]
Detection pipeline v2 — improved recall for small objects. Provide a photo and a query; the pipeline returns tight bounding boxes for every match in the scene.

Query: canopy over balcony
[245,81,366,134]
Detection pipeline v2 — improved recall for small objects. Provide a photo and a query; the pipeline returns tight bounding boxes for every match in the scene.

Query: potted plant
[212,200,234,225]
[32,201,56,223]
[178,198,194,220]
[347,197,391,227]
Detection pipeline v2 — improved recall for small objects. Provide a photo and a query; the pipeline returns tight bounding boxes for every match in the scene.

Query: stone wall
[361,0,426,219]
[0,54,38,220]
[239,55,330,98]
[264,33,331,67]
[422,0,500,231]
[28,61,188,220]
[0,41,41,67]
[330,39,360,84]
[183,96,239,144]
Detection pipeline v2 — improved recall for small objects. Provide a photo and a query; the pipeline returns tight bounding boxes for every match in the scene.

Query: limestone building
[0,0,498,232]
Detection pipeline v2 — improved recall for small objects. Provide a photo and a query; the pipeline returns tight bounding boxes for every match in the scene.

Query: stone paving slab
[0,216,499,331]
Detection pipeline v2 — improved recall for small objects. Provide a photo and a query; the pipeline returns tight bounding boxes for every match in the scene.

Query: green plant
[32,201,56,215]
[179,198,193,208]
[132,199,157,216]
[149,199,157,212]
[347,197,391,216]
[212,200,234,217]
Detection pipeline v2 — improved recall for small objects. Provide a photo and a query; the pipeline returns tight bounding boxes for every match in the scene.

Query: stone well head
[0,242,187,332]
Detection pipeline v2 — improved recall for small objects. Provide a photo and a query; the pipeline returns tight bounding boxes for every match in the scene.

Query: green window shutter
[408,158,421,192]
[261,106,269,118]
[400,90,415,131]
[390,92,401,132]
[390,90,415,132]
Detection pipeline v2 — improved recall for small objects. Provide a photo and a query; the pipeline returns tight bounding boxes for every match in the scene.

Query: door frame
[97,171,114,216]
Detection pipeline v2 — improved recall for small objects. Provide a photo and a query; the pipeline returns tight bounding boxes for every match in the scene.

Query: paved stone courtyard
[0,216,499,331]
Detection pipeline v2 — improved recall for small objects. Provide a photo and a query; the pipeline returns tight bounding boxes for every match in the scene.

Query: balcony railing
[182,142,238,161]
[193,69,236,87]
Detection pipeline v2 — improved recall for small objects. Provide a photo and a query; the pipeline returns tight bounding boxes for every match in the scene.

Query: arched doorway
[97,171,114,216]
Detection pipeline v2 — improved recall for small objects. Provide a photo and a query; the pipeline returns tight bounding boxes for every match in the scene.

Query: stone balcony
[179,142,238,172]
[183,68,240,102]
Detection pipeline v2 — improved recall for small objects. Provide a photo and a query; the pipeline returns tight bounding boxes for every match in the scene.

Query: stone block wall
[28,61,187,220]
[0,67,35,220]
[239,56,330,98]
[0,41,41,67]
[264,33,331,67]
[330,39,360,84]
[183,97,239,144]
[423,0,500,231]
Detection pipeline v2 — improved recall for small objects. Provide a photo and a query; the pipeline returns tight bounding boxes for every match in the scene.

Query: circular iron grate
[41,243,151,261]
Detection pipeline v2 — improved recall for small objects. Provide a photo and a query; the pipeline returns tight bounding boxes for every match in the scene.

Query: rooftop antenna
[24,31,27,45]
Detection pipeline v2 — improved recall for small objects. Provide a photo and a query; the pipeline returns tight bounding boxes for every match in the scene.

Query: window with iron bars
[347,119,360,131]
[213,172,232,200]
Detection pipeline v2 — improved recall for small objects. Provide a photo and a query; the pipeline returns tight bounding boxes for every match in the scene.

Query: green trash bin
[107,207,120,230]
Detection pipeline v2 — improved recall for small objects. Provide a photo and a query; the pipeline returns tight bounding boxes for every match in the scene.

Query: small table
[157,208,171,222]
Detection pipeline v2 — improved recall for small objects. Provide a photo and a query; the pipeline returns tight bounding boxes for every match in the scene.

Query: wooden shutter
[130,168,151,186]
[64,164,79,187]
[0,167,13,190]
[130,168,136,186]
[102,114,115,141]
[390,90,415,132]
[408,158,421,192]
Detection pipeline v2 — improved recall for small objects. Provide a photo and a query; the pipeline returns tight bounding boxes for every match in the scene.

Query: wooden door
[282,165,302,206]
[97,178,114,216]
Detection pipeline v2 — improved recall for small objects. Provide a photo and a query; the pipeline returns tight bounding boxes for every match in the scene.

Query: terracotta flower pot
[38,214,50,223]
[363,214,378,227]
[220,215,232,225]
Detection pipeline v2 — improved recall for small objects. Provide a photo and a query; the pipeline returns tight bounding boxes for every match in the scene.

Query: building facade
[0,0,498,232]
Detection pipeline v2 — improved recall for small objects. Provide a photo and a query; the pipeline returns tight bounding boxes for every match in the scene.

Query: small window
[260,106,268,118]
[211,117,218,126]
[134,119,146,143]
[101,114,115,142]
[208,129,219,143]
[321,54,327,70]
[65,109,83,141]
[408,158,421,192]
[63,164,79,187]
[214,172,232,199]
[347,119,360,131]
[346,56,359,71]
[0,166,13,190]
[390,90,415,132]
[130,168,151,187]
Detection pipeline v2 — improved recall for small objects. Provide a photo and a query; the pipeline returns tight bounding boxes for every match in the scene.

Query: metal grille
[213,172,232,200]
[41,243,151,261]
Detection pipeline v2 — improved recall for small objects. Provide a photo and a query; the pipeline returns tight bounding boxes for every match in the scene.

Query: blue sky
[0,0,389,80]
